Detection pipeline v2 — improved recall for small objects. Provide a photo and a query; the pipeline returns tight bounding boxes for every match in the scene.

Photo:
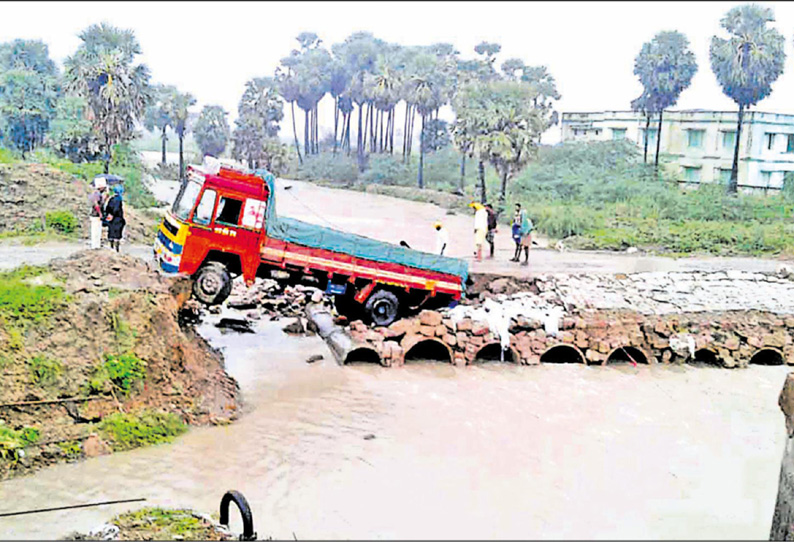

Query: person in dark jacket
[103,184,126,252]
[484,202,498,259]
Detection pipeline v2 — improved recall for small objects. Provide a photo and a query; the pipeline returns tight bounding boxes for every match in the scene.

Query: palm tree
[171,90,196,181]
[64,23,151,173]
[710,4,786,193]
[144,84,177,166]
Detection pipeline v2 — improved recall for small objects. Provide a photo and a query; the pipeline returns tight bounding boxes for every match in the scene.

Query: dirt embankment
[0,250,240,480]
[0,163,156,243]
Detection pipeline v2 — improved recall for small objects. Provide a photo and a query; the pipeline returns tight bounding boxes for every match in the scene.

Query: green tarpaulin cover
[255,170,468,284]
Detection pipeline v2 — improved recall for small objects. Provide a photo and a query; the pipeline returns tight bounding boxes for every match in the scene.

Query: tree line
[0,3,786,203]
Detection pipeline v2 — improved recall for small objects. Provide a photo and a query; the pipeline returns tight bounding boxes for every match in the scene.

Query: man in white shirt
[470,202,488,261]
[434,221,449,256]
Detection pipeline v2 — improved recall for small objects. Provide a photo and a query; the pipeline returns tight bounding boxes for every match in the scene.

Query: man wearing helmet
[434,221,449,256]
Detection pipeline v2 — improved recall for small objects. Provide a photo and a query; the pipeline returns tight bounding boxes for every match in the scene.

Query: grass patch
[0,148,19,164]
[0,268,68,325]
[0,425,40,461]
[30,145,157,209]
[28,355,62,386]
[102,507,225,541]
[99,410,186,451]
[86,353,146,396]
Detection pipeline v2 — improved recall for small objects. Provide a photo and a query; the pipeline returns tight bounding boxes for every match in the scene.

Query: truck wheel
[193,262,232,305]
[365,290,400,327]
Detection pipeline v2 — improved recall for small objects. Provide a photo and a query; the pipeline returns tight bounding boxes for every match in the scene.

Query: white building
[560,110,794,192]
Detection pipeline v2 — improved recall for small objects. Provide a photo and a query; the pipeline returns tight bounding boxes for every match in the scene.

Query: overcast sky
[4,1,794,143]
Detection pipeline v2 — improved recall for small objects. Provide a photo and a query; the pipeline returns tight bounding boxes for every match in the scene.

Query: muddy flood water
[0,313,790,540]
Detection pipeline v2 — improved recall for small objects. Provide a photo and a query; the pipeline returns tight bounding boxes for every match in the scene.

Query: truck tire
[193,262,232,306]
[365,290,400,327]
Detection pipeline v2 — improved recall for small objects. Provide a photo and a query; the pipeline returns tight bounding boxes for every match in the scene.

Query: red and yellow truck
[154,164,468,326]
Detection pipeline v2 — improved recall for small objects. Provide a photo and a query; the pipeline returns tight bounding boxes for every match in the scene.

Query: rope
[280,184,346,232]
[0,498,146,518]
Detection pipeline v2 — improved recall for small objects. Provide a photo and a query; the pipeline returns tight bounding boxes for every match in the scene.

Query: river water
[0,315,789,540]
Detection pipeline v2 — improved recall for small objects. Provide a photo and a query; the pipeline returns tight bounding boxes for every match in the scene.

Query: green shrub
[296,153,359,184]
[87,353,146,395]
[361,155,413,185]
[44,210,78,234]
[28,355,62,386]
[99,411,187,451]
[0,425,39,461]
[530,204,604,238]
[57,439,82,459]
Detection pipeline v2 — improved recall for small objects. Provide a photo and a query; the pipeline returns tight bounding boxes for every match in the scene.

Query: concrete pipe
[750,347,785,366]
[539,344,586,365]
[473,342,520,363]
[401,335,453,364]
[606,346,652,365]
[305,303,382,366]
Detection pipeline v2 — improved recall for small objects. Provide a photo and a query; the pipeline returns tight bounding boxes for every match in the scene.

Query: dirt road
[11,169,788,277]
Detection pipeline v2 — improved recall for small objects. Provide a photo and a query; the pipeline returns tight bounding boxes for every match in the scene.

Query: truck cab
[155,163,268,305]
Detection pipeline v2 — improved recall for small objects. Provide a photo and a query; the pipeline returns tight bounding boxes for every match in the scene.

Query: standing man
[434,221,449,256]
[88,176,107,249]
[511,203,524,262]
[519,206,534,267]
[484,202,498,259]
[469,202,488,262]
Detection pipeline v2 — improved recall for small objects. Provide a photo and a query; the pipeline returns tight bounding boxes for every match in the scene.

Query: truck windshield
[172,180,203,221]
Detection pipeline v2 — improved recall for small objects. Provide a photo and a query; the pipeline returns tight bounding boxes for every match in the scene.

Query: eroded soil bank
[0,250,240,480]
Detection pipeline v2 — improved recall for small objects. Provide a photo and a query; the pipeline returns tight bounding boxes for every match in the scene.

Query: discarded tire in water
[220,490,256,541]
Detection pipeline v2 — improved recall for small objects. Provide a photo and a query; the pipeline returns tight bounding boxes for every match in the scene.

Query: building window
[721,131,736,151]
[761,171,772,187]
[594,129,601,136]
[687,129,705,149]
[766,133,776,151]
[640,128,658,147]
[683,166,701,183]
[786,134,794,153]
[715,168,732,184]
[611,128,626,140]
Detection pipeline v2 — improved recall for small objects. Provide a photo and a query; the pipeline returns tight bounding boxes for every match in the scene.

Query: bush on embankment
[292,140,794,256]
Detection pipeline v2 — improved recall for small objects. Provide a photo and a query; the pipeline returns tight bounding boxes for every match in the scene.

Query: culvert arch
[540,344,586,365]
[687,348,722,367]
[606,346,651,365]
[402,337,453,364]
[750,347,785,366]
[473,342,519,363]
[343,345,383,365]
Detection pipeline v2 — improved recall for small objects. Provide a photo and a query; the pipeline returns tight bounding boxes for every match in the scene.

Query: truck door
[213,194,264,283]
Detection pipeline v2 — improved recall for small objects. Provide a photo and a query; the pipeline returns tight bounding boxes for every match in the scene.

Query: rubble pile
[226,278,329,323]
